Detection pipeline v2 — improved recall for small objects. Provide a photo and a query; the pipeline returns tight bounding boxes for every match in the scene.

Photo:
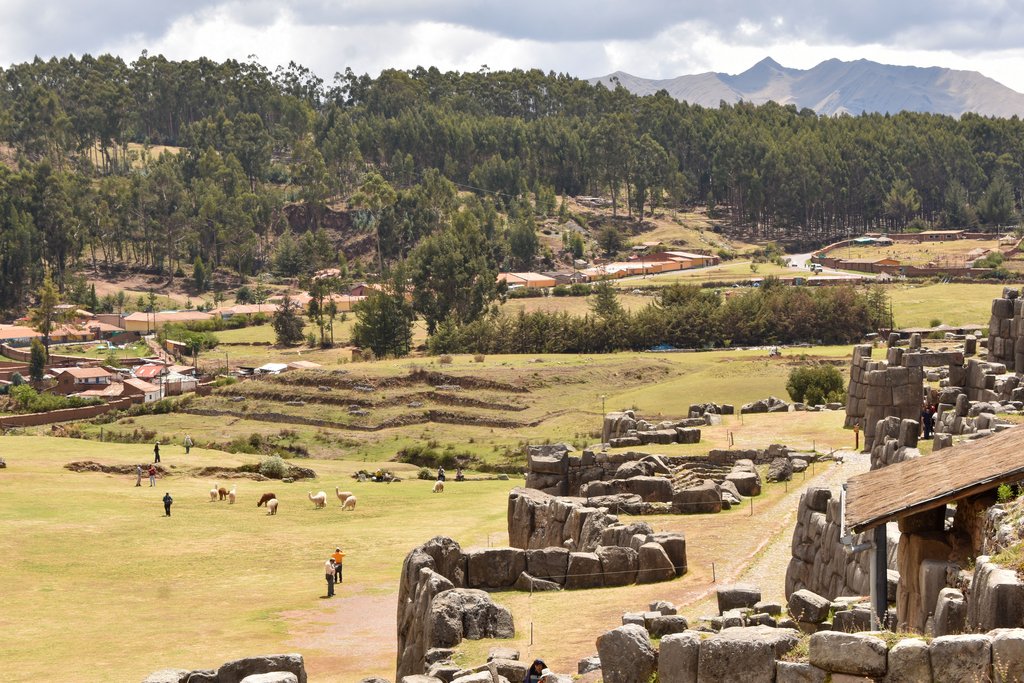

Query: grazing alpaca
[209,483,219,502]
[342,495,357,511]
[257,492,277,507]
[308,490,327,508]
[433,480,444,494]
[218,487,228,501]
[266,498,278,515]
[335,487,353,505]
[228,486,236,504]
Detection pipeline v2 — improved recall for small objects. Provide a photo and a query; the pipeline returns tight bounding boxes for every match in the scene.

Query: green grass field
[0,423,844,681]
[886,283,1003,328]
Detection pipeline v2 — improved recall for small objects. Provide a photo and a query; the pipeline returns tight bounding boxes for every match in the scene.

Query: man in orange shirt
[331,547,345,584]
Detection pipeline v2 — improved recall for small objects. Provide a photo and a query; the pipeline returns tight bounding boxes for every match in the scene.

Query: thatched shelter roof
[846,425,1024,534]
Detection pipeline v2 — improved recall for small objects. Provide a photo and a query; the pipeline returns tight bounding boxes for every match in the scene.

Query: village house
[498,272,558,289]
[888,229,965,242]
[211,303,279,319]
[52,366,113,395]
[122,377,161,403]
[122,310,214,333]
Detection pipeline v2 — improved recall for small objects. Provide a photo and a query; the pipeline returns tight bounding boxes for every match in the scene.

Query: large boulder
[697,629,776,683]
[596,624,656,683]
[239,675,297,683]
[466,548,525,589]
[143,671,190,683]
[725,470,762,497]
[647,532,687,575]
[775,662,826,683]
[673,479,722,514]
[717,584,761,613]
[636,543,676,584]
[808,632,887,678]
[929,634,992,683]
[990,629,1024,683]
[525,547,569,584]
[596,545,638,587]
[766,457,793,482]
[648,615,689,638]
[399,677,441,683]
[216,655,307,683]
[513,572,560,592]
[564,552,603,590]
[658,631,700,683]
[615,460,654,479]
[788,589,831,624]
[428,589,514,648]
[884,638,931,683]
[933,587,967,636]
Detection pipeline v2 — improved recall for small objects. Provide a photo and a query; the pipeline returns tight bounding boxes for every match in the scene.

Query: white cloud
[2,2,1024,94]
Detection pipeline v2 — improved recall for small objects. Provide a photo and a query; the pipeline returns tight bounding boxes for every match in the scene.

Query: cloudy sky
[2,1,1024,91]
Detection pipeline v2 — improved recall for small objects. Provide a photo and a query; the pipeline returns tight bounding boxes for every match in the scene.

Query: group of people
[524,660,557,682]
[920,404,938,439]
[436,466,465,482]
[137,438,194,518]
[323,547,346,597]
[136,464,158,487]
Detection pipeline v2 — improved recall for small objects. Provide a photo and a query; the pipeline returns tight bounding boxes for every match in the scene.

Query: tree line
[1,53,1022,320]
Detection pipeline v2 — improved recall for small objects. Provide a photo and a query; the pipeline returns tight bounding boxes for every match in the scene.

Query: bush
[439,354,453,365]
[552,284,571,297]
[473,354,485,363]
[417,468,434,480]
[998,483,1015,503]
[9,385,99,413]
[258,455,288,479]
[507,287,544,298]
[786,365,846,405]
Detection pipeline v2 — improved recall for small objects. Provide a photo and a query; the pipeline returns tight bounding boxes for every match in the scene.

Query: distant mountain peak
[589,57,1024,118]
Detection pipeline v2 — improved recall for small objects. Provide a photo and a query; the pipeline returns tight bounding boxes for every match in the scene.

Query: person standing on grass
[324,558,336,597]
[163,492,173,516]
[136,464,143,487]
[184,435,193,455]
[331,547,345,584]
[153,441,161,463]
[148,464,157,487]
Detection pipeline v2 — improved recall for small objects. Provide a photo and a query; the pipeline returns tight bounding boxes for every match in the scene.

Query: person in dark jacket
[524,660,547,683]
[162,492,173,516]
[153,441,161,463]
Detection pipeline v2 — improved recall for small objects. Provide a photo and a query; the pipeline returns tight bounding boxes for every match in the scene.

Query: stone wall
[785,487,899,600]
[591,624,1024,683]
[0,394,142,428]
[987,288,1024,371]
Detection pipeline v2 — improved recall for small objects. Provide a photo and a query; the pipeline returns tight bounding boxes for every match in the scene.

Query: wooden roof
[845,425,1024,534]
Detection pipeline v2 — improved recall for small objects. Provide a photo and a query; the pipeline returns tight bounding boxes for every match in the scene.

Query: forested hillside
[0,53,1022,314]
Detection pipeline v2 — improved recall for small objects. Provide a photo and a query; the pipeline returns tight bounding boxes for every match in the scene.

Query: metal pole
[872,525,888,629]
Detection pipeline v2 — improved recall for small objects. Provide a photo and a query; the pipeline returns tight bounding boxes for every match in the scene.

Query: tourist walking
[135,464,143,487]
[148,464,156,487]
[184,435,193,454]
[331,547,345,584]
[437,466,445,482]
[162,492,173,516]
[324,558,336,597]
[153,441,161,463]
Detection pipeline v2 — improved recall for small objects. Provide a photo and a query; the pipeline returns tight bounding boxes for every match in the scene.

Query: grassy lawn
[823,238,1002,267]
[611,260,796,288]
[1,424,845,681]
[886,283,1003,328]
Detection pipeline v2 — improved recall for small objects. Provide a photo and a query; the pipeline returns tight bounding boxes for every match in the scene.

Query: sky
[2,1,1024,91]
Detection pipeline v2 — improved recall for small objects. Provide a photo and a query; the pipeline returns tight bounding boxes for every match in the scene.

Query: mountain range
[590,57,1024,118]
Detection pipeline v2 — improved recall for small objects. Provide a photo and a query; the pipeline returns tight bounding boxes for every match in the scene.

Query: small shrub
[998,483,1015,503]
[305,332,318,347]
[929,318,942,328]
[786,365,846,405]
[473,354,485,363]
[439,354,454,365]
[258,455,287,479]
[417,468,434,480]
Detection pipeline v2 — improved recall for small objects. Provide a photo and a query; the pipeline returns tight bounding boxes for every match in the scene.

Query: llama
[335,487,353,506]
[257,492,277,507]
[209,482,219,502]
[308,490,327,508]
[218,487,228,501]
[342,495,357,511]
[433,480,444,494]
[266,498,278,515]
[228,486,236,504]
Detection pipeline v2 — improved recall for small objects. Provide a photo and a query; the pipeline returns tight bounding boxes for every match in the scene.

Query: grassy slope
[887,283,1004,328]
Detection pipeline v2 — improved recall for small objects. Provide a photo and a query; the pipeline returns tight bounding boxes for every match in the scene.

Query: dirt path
[682,449,870,616]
